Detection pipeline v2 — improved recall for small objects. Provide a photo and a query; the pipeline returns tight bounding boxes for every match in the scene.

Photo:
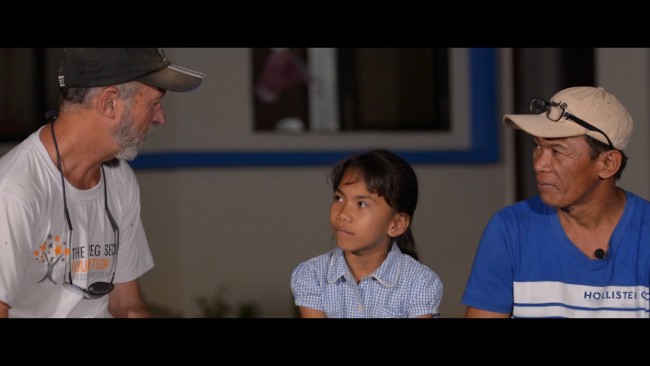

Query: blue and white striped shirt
[462,192,650,317]
[291,243,443,318]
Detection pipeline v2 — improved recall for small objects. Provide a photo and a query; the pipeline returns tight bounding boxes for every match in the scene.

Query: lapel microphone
[594,248,607,259]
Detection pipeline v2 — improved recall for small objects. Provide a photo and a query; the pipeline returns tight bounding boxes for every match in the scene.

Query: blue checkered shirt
[291,243,443,318]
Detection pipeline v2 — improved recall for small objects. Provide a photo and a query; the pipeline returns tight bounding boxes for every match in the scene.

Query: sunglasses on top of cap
[529,97,615,150]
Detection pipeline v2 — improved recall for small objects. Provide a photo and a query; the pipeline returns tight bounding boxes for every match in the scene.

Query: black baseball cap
[58,48,205,92]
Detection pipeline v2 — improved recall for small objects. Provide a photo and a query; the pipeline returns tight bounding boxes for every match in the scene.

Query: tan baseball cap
[504,86,633,150]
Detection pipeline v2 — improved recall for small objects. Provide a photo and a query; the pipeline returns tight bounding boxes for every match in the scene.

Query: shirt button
[358,304,363,311]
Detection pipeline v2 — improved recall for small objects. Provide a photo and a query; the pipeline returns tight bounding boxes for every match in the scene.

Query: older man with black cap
[0,48,204,317]
[462,86,650,318]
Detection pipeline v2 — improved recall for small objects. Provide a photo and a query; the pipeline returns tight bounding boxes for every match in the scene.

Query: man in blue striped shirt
[463,86,650,318]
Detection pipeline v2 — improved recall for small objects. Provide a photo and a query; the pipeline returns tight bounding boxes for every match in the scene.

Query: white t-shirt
[0,128,154,317]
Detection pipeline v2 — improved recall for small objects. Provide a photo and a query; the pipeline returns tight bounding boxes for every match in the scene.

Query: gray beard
[114,109,155,161]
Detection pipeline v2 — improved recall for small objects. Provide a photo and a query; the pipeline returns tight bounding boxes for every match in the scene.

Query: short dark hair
[584,136,628,180]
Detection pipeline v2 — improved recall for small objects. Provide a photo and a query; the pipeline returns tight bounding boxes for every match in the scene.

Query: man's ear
[96,86,118,118]
[599,150,622,179]
[388,213,410,237]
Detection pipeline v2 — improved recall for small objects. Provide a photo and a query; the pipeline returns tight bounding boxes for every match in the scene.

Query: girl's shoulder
[293,248,341,273]
[398,254,442,285]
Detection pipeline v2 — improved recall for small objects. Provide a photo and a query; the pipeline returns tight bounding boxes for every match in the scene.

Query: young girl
[290,149,443,318]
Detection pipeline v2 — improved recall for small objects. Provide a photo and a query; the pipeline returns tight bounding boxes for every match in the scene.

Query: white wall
[135,48,516,318]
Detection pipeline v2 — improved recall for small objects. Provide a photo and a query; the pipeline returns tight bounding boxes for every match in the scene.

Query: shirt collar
[371,243,402,287]
[327,248,351,284]
[326,242,403,287]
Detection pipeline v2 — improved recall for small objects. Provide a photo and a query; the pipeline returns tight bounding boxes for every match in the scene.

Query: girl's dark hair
[329,148,419,260]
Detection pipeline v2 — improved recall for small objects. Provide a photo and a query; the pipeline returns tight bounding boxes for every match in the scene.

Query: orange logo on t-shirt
[33,233,68,285]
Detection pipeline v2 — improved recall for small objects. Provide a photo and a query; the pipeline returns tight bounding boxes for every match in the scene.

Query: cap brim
[504,113,586,139]
[137,64,205,92]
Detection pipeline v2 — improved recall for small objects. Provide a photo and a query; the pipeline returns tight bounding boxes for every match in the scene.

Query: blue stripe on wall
[130,48,499,170]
